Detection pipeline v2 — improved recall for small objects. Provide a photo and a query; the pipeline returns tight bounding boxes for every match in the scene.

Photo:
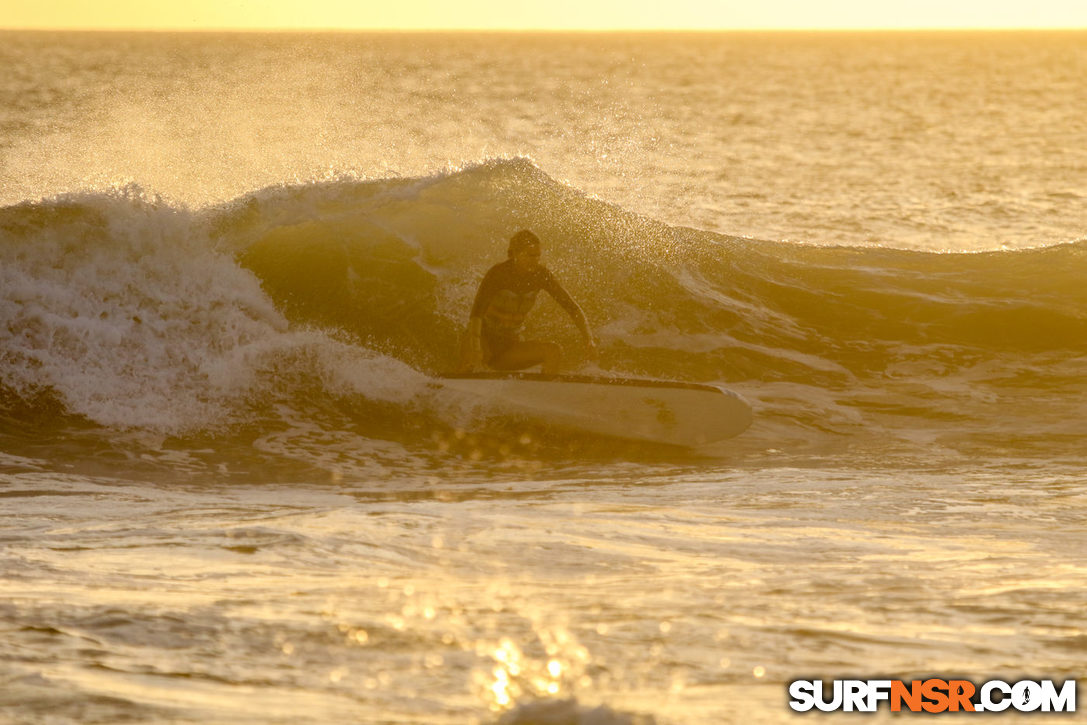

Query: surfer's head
[508,229,542,271]
[508,229,540,257]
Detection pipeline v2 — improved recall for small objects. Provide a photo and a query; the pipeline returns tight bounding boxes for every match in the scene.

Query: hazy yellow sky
[6,0,1087,31]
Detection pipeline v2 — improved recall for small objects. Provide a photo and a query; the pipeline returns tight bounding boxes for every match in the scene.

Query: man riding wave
[459,230,596,374]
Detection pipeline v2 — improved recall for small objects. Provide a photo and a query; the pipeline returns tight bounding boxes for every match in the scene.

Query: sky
[5,0,1087,31]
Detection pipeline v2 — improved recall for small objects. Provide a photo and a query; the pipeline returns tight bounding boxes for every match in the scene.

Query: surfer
[459,230,596,374]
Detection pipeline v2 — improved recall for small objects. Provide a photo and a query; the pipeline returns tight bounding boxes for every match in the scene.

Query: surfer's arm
[545,273,597,354]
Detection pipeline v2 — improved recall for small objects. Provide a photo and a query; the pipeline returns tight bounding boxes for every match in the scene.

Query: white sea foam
[0,188,427,433]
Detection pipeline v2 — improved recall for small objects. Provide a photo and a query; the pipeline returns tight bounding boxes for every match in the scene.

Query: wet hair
[507,229,541,257]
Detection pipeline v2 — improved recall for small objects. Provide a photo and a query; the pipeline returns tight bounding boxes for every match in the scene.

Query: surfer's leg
[488,341,562,374]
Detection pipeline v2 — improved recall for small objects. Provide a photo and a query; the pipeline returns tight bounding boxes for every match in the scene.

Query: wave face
[3,159,1087,454]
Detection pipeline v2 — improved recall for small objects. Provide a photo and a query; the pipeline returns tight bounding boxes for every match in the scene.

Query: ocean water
[2,30,1086,724]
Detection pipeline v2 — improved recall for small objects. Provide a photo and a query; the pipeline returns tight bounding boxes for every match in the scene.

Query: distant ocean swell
[3,159,1086,449]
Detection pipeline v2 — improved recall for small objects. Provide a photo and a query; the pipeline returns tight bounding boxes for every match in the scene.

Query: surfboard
[436,372,752,447]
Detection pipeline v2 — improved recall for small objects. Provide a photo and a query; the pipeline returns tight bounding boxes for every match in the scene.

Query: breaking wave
[3,158,1086,455]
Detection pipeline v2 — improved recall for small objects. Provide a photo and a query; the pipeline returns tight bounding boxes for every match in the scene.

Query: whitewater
[2,30,1086,725]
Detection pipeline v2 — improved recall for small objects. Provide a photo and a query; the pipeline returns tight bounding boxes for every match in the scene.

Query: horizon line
[3,25,1086,33]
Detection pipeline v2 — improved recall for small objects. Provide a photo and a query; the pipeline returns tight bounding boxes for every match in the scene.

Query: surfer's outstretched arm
[545,275,598,359]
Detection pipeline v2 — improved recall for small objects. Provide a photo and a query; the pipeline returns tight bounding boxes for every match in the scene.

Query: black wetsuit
[469,260,581,364]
